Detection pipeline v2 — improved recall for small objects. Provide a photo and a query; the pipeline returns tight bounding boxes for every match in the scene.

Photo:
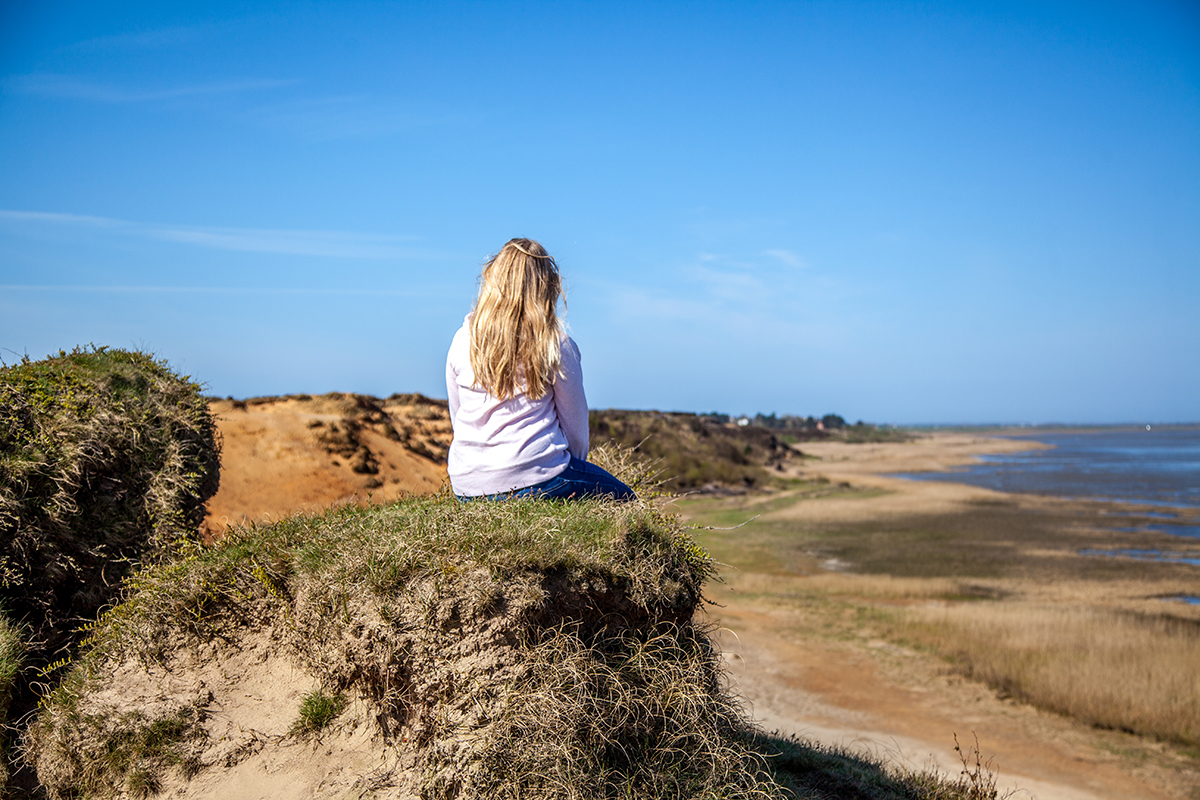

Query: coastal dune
[193,405,1199,799]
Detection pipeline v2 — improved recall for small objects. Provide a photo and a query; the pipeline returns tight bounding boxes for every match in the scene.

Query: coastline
[681,431,1200,800]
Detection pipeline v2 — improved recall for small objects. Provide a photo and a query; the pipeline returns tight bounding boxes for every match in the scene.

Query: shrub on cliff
[0,346,220,669]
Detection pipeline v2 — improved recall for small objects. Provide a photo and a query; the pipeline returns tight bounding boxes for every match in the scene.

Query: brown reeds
[895,603,1200,746]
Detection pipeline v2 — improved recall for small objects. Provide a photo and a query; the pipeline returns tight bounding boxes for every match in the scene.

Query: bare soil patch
[203,393,451,534]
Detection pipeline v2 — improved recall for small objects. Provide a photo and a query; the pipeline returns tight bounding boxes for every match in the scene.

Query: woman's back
[445,238,633,502]
[445,316,588,496]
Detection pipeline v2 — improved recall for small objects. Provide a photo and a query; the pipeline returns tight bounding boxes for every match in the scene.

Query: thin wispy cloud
[65,26,206,52]
[5,74,295,103]
[5,75,449,141]
[0,210,432,260]
[763,249,808,269]
[247,96,454,141]
[0,284,442,297]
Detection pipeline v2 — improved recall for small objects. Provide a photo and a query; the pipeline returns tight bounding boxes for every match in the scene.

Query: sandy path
[708,596,1176,800]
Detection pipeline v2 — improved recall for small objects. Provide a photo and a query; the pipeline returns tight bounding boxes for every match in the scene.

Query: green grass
[0,612,20,712]
[0,345,219,673]
[291,689,348,735]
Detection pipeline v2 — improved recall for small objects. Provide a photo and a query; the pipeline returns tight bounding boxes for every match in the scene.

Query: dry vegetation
[0,346,221,793]
[589,410,794,492]
[891,603,1200,747]
[16,444,995,799]
[682,485,1200,772]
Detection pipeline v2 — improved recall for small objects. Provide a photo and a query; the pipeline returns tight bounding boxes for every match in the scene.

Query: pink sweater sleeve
[553,337,589,461]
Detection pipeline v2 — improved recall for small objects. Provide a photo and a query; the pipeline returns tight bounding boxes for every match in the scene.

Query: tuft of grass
[29,707,205,800]
[0,610,23,795]
[291,690,347,736]
[0,611,21,715]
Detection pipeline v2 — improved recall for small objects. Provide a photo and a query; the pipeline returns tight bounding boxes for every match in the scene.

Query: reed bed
[894,603,1200,746]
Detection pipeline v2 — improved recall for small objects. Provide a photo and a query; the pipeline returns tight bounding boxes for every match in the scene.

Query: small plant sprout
[291,689,348,735]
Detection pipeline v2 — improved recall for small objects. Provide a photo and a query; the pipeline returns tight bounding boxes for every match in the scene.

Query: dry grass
[0,611,22,795]
[0,346,219,796]
[590,410,793,491]
[0,346,219,664]
[25,480,998,799]
[892,603,1200,746]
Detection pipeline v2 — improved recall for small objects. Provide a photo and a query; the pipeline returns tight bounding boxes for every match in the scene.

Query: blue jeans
[458,456,636,502]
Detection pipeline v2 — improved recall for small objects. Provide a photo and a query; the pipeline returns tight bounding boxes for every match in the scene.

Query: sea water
[895,427,1200,509]
[892,427,1200,585]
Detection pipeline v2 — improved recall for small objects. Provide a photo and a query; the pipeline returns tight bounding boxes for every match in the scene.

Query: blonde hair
[469,238,564,401]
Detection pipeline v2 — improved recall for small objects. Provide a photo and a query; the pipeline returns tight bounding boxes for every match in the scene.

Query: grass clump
[0,346,219,664]
[0,611,23,795]
[32,707,205,799]
[291,689,348,736]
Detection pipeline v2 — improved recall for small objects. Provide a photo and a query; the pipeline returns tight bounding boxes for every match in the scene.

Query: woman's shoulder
[562,332,581,359]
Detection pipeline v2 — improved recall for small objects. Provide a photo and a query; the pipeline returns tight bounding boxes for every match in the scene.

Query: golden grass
[893,602,1200,746]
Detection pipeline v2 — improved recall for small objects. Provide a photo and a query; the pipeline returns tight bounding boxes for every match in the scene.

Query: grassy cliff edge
[26,490,1000,799]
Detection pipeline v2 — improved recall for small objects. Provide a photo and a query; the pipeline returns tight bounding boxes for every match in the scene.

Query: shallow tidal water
[894,427,1200,509]
[893,427,1200,579]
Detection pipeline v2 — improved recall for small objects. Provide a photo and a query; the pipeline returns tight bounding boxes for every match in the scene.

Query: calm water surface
[893,428,1200,578]
[894,428,1200,509]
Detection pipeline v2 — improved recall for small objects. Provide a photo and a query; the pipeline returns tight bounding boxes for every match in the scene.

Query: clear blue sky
[2,1,1197,424]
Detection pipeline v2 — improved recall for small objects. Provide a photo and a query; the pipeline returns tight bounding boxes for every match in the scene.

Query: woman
[445,238,635,501]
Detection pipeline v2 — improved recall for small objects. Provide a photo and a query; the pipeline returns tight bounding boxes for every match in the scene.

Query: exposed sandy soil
[690,433,1200,800]
[203,394,452,535]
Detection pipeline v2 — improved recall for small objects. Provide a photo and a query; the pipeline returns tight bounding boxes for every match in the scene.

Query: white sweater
[445,316,590,496]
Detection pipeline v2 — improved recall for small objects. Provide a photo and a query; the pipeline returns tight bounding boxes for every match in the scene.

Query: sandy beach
[682,432,1199,800]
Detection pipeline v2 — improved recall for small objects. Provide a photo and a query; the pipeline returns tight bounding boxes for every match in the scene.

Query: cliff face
[28,495,788,800]
[202,393,452,533]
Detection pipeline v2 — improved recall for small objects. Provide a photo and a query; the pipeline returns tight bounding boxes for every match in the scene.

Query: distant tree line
[698,412,853,430]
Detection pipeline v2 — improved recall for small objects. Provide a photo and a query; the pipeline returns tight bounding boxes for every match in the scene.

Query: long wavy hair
[469,238,564,401]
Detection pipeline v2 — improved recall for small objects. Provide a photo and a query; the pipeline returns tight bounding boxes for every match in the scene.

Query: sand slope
[203,394,451,535]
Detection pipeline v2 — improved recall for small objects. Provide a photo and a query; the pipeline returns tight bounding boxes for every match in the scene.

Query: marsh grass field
[677,444,1200,799]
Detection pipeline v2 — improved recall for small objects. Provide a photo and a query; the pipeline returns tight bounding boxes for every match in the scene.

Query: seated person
[445,238,635,501]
